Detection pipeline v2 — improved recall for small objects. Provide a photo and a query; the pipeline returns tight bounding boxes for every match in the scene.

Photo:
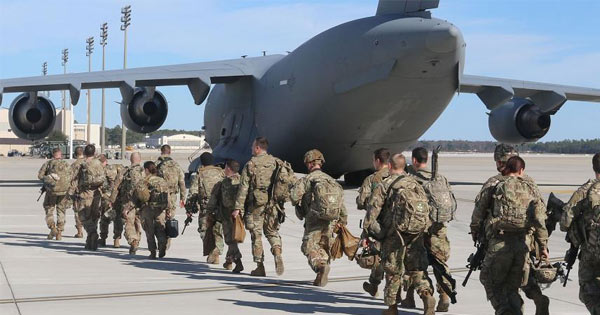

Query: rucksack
[585,181,600,255]
[272,160,295,203]
[157,157,180,191]
[80,159,105,189]
[491,176,533,233]
[198,167,224,209]
[47,160,71,194]
[422,174,457,223]
[147,177,169,209]
[310,176,344,221]
[387,176,431,235]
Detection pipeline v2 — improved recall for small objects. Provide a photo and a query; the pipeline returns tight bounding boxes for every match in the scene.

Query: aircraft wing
[0,55,280,106]
[460,74,600,113]
[376,0,439,16]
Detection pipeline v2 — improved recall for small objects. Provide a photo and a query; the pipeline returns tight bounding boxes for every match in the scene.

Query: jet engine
[488,98,551,144]
[120,87,168,133]
[8,93,56,140]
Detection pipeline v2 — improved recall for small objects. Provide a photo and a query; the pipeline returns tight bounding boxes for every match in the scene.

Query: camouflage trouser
[43,193,69,232]
[381,231,407,306]
[197,213,224,255]
[245,205,282,263]
[141,205,167,252]
[301,221,334,273]
[403,233,434,297]
[221,216,242,262]
[167,192,178,218]
[426,222,452,296]
[77,189,102,237]
[72,198,83,230]
[120,201,141,246]
[578,250,600,314]
[99,198,123,240]
[480,234,529,315]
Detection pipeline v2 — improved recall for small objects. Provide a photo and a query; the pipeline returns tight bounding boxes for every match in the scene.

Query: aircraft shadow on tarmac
[0,232,424,314]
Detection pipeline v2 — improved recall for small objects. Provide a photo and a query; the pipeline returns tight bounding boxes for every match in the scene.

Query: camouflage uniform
[471,175,548,315]
[156,155,186,218]
[234,152,284,264]
[99,164,123,242]
[111,163,144,250]
[137,174,170,257]
[357,167,390,288]
[364,173,433,307]
[208,173,242,263]
[196,165,225,257]
[69,157,85,236]
[291,169,348,273]
[37,158,72,237]
[70,158,105,249]
[560,178,600,314]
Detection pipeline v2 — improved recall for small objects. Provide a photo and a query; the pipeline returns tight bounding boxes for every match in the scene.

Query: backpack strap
[385,175,405,199]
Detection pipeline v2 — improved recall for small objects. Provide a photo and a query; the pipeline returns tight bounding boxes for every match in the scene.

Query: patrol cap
[304,149,325,164]
[494,144,519,162]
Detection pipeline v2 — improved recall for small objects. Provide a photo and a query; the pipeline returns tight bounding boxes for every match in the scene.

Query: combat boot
[363,281,379,297]
[148,250,157,259]
[273,246,284,276]
[313,262,330,287]
[207,250,220,264]
[382,304,398,315]
[113,238,120,248]
[223,259,233,270]
[420,291,436,315]
[250,262,266,277]
[98,238,107,247]
[90,234,99,251]
[232,259,244,274]
[129,240,139,255]
[47,228,57,240]
[159,247,166,258]
[436,292,450,312]
[74,226,83,238]
[534,295,549,315]
[400,288,416,308]
[55,231,62,241]
[84,235,91,250]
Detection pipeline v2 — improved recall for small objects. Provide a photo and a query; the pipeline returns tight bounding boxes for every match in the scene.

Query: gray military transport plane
[1,0,599,183]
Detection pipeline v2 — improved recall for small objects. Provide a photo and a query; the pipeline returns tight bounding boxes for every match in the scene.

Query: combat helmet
[304,149,325,164]
[494,144,519,162]
[532,262,559,284]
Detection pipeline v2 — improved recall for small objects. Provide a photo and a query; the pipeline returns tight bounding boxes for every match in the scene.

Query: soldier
[156,145,186,245]
[111,152,144,254]
[98,154,123,248]
[406,147,456,312]
[68,144,105,250]
[560,152,600,314]
[136,161,170,259]
[291,149,347,287]
[37,148,71,240]
[233,137,286,277]
[189,152,225,264]
[70,146,85,238]
[208,159,244,273]
[471,156,549,315]
[357,148,390,297]
[364,154,436,315]
[471,144,550,315]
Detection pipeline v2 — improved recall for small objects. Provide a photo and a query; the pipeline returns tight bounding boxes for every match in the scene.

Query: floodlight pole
[62,49,72,159]
[86,37,94,144]
[120,5,131,159]
[100,23,108,153]
[41,62,49,98]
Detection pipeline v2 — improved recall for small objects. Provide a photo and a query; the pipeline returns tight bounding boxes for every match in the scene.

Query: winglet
[376,0,439,16]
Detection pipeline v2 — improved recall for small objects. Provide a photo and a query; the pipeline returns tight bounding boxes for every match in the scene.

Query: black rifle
[562,242,579,287]
[181,215,193,235]
[37,186,47,202]
[462,238,487,287]
[427,249,457,303]
[546,193,565,236]
[431,145,441,179]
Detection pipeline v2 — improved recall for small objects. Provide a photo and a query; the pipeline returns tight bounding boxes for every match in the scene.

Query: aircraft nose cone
[425,24,460,53]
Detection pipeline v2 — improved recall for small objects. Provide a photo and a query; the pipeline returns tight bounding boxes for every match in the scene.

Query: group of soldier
[36,137,600,315]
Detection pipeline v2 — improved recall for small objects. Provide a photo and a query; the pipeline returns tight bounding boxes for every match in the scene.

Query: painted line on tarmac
[0,257,563,305]
[0,257,22,314]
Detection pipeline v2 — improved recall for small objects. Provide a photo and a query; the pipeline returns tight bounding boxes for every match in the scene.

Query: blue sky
[1,0,598,141]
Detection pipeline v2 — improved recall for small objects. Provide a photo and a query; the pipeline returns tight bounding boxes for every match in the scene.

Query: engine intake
[120,87,168,133]
[9,93,56,140]
[488,98,551,144]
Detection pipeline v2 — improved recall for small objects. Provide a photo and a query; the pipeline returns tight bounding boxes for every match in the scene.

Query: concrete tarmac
[0,153,593,315]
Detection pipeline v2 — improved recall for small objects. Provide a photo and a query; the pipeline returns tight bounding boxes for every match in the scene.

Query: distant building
[146,133,205,149]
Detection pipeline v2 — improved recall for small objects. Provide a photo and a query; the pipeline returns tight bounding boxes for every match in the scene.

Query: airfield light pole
[100,23,108,153]
[41,62,48,98]
[86,37,94,144]
[120,5,131,160]
[62,49,73,159]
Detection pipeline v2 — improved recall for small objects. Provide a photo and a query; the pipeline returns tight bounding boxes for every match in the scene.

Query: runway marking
[0,256,22,314]
[0,258,563,305]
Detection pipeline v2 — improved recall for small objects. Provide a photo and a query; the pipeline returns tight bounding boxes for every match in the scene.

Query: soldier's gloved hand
[232,209,240,218]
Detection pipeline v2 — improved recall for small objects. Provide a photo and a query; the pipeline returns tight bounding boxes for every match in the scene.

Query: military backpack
[421,174,457,223]
[157,157,180,191]
[80,159,105,189]
[584,180,600,255]
[309,176,344,221]
[140,176,169,209]
[491,176,533,233]
[197,167,224,210]
[45,160,71,194]
[387,176,431,235]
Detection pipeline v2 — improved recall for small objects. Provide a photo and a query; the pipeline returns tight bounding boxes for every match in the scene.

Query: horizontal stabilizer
[376,0,440,16]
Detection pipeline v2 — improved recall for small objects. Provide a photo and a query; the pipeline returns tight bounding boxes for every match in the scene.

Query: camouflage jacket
[101,164,119,200]
[471,173,548,249]
[560,178,600,248]
[234,152,281,210]
[197,165,225,209]
[37,158,71,195]
[135,174,169,210]
[208,174,241,221]
[111,164,144,203]
[290,169,348,226]
[356,167,390,210]
[68,157,85,195]
[156,155,186,200]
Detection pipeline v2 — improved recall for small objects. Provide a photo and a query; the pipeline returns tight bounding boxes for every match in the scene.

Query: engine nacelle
[488,98,551,144]
[120,88,168,133]
[8,93,56,140]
